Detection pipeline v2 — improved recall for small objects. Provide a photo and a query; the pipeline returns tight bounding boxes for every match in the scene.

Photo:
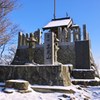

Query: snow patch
[6,79,28,83]
[0,84,92,100]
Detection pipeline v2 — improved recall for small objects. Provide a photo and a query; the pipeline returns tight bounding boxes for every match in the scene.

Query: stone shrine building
[0,17,99,86]
[12,17,96,69]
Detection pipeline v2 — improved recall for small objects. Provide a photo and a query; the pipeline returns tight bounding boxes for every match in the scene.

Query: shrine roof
[43,17,73,30]
[71,24,79,28]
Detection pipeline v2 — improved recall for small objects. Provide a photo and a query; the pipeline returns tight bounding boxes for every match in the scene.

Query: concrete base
[0,64,71,86]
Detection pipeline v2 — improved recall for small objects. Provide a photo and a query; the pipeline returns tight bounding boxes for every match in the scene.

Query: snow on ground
[0,82,100,100]
[0,84,92,100]
[87,86,100,100]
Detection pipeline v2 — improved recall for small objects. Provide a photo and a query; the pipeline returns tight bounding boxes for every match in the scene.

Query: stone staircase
[71,69,100,86]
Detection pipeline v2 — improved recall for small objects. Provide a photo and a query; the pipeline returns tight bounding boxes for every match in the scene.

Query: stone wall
[34,46,44,64]
[12,43,75,65]
[12,47,29,65]
[0,64,71,86]
[58,43,75,65]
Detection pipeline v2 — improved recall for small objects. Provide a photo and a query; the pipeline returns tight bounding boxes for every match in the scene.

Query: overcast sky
[9,0,100,66]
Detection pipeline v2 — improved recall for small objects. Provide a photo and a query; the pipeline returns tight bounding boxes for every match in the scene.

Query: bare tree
[0,0,19,56]
[0,45,16,64]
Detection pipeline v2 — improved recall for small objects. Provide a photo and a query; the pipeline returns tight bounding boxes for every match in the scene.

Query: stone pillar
[22,34,25,46]
[83,24,89,40]
[83,24,86,40]
[75,33,79,41]
[34,29,42,45]
[44,32,54,64]
[73,28,76,42]
[62,27,68,42]
[26,33,29,46]
[26,33,37,63]
[67,28,71,42]
[73,28,81,41]
[86,32,89,40]
[30,33,35,47]
[78,28,81,40]
[76,28,80,41]
[54,34,59,64]
[58,27,62,43]
[18,32,23,48]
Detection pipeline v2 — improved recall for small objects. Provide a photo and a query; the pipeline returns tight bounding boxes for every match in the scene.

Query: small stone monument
[75,40,90,69]
[44,32,59,64]
[44,32,55,64]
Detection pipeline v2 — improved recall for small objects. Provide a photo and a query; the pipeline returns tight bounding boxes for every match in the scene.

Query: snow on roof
[71,24,79,28]
[43,18,73,30]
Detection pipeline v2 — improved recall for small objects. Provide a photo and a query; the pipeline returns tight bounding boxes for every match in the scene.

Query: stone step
[71,79,100,86]
[71,69,95,79]
[31,85,75,93]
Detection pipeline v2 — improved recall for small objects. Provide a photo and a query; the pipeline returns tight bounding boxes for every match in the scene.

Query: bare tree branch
[0,44,6,57]
[0,0,19,56]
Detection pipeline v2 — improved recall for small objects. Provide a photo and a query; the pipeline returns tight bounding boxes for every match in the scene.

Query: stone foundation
[0,64,71,86]
[71,69,95,79]
[71,79,100,86]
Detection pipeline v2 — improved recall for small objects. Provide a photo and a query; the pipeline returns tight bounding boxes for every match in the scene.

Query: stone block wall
[58,43,75,65]
[0,64,71,86]
[12,43,75,66]
[12,48,29,65]
[71,69,95,79]
[34,46,44,64]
